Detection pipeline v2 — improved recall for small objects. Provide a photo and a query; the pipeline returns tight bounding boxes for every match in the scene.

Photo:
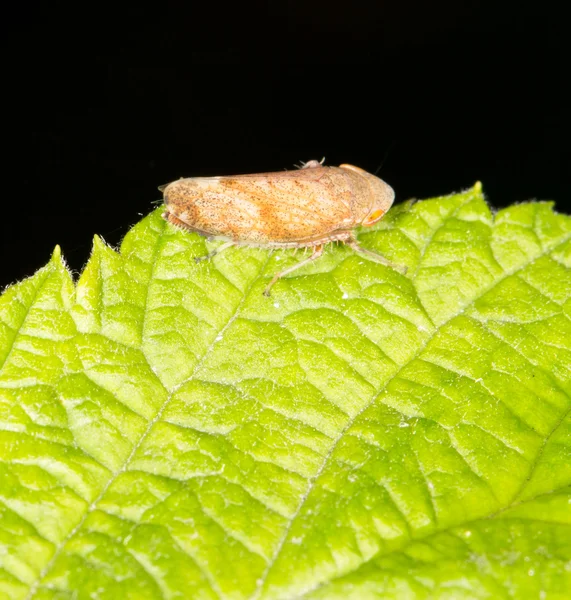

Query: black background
[3,1,567,290]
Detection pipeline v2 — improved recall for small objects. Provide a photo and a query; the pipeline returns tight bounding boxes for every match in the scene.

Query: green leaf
[1,184,570,599]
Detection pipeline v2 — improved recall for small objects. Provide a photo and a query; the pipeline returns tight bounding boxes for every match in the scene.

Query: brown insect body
[161,160,404,295]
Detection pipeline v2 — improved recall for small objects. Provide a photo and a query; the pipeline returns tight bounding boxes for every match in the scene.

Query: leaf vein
[251,232,571,599]
[24,232,273,598]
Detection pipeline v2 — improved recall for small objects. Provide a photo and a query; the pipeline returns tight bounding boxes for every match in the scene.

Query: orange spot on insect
[363,208,385,226]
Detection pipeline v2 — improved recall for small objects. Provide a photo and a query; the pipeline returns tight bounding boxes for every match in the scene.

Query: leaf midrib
[252,232,571,599]
[24,231,273,600]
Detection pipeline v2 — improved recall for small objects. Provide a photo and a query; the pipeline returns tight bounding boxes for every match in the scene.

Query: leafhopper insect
[160,160,406,296]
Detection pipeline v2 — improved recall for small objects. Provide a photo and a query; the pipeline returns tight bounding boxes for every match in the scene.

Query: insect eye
[363,208,385,226]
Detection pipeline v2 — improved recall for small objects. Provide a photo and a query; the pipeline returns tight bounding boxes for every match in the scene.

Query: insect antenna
[374,141,396,175]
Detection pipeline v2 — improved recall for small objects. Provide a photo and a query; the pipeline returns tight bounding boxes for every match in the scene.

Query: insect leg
[263,245,324,297]
[346,237,408,274]
[194,241,235,263]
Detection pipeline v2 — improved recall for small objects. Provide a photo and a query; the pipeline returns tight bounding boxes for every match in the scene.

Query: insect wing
[167,167,356,244]
[232,168,352,234]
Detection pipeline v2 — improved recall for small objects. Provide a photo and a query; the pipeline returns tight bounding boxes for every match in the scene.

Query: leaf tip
[50,245,68,273]
[51,245,62,262]
[92,234,106,250]
[49,244,74,282]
